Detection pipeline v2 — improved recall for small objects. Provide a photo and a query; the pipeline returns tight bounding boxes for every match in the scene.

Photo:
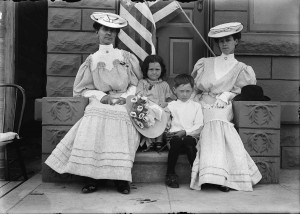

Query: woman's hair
[213,32,241,44]
[93,22,120,34]
[141,55,167,79]
[173,74,194,88]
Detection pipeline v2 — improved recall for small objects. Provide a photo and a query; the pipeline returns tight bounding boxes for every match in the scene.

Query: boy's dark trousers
[166,136,197,175]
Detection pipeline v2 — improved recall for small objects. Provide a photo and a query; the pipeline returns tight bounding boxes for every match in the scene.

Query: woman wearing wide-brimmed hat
[190,22,262,192]
[45,12,142,194]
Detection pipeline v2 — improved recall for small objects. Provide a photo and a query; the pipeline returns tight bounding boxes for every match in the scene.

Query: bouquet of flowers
[129,94,162,129]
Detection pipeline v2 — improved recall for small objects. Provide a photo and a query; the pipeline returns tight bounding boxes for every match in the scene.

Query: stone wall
[46,0,117,97]
[213,0,300,169]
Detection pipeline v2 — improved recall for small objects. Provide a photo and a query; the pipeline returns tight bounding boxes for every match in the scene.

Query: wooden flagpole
[176,2,216,57]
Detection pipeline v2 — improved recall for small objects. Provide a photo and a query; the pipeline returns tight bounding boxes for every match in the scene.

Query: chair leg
[15,143,28,181]
[4,146,10,181]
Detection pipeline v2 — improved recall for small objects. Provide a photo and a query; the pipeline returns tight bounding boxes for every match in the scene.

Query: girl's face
[98,26,117,45]
[218,35,238,55]
[173,83,193,102]
[147,62,162,81]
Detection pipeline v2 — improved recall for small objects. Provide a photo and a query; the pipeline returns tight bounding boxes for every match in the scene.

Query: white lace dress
[190,55,262,191]
[45,44,142,182]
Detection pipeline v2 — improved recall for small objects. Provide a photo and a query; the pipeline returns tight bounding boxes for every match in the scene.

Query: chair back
[0,84,26,134]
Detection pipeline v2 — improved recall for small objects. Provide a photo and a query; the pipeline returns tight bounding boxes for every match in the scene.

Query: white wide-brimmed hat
[208,22,243,38]
[90,12,128,28]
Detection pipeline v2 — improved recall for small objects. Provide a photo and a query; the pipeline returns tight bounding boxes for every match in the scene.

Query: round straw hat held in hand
[126,95,169,138]
[90,12,128,28]
[208,22,243,38]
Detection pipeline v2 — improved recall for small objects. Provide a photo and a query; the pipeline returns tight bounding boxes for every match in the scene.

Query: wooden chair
[0,83,28,181]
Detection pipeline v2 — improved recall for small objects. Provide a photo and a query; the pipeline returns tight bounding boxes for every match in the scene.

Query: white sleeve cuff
[120,85,137,99]
[216,92,236,104]
[82,90,107,101]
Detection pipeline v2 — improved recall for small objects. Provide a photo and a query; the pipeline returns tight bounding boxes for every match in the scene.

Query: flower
[130,112,137,117]
[137,105,143,112]
[131,97,138,103]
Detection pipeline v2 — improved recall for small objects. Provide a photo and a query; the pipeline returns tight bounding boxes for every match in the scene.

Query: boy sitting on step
[164,74,203,188]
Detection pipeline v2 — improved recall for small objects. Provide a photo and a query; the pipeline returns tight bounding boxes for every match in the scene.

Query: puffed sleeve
[136,79,147,96]
[231,64,257,94]
[73,55,107,100]
[120,51,143,98]
[191,58,205,100]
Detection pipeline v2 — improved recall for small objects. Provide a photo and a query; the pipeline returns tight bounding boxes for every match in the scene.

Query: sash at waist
[202,103,233,124]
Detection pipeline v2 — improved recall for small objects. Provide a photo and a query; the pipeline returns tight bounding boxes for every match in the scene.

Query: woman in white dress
[190,22,262,192]
[45,12,142,194]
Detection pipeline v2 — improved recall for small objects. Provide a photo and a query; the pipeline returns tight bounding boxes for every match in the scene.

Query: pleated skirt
[45,98,140,182]
[190,103,262,191]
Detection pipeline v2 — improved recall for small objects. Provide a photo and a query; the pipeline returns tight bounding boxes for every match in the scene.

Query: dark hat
[233,85,271,101]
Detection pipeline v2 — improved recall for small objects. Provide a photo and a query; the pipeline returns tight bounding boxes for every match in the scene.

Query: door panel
[156,1,207,86]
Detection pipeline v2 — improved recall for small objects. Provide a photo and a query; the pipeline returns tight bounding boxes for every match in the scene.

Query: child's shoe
[165,174,179,188]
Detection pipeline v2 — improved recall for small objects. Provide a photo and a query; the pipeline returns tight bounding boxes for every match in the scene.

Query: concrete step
[42,151,191,183]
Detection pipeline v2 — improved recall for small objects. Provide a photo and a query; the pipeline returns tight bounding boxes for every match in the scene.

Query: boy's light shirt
[165,98,203,136]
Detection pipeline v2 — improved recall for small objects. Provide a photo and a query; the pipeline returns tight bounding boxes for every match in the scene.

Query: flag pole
[176,2,216,57]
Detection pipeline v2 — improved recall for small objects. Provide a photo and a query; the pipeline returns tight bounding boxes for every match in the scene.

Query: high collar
[219,53,235,61]
[146,78,163,85]
[98,44,114,54]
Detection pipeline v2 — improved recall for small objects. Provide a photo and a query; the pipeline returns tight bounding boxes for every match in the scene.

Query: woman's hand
[213,99,227,108]
[115,97,126,105]
[100,95,114,105]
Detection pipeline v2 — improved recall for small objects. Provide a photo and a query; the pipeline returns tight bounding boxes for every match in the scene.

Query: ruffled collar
[98,44,114,54]
[146,78,163,85]
[219,53,235,61]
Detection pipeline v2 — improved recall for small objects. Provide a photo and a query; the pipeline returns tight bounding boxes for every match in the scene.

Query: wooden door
[156,1,208,86]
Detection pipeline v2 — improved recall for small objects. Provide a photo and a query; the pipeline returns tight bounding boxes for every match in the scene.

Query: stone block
[48,8,81,30]
[233,101,281,129]
[280,102,300,124]
[42,97,88,125]
[48,0,115,9]
[42,126,71,153]
[132,151,190,183]
[48,31,98,53]
[214,12,248,32]
[237,33,299,56]
[47,54,81,76]
[257,80,299,102]
[280,124,300,147]
[253,157,280,184]
[236,56,271,79]
[239,128,280,156]
[272,57,300,80]
[46,76,74,97]
[281,147,300,169]
[214,0,248,11]
[82,9,115,31]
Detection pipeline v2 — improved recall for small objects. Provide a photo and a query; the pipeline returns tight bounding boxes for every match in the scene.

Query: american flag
[118,0,181,62]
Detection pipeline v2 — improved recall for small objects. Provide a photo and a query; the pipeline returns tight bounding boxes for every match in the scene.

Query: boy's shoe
[165,174,179,188]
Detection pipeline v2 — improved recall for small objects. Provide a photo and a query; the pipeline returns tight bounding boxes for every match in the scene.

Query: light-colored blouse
[136,79,175,106]
[191,55,256,104]
[73,44,142,101]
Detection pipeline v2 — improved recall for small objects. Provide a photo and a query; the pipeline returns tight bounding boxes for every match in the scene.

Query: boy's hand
[166,130,186,141]
[174,130,186,138]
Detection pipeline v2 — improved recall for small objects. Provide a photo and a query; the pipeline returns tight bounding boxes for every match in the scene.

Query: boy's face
[173,83,193,102]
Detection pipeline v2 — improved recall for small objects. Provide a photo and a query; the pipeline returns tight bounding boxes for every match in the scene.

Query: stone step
[42,151,191,183]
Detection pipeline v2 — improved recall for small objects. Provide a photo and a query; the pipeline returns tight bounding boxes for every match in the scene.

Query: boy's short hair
[174,74,194,88]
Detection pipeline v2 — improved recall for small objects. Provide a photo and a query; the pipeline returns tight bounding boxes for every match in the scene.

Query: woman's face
[147,62,162,81]
[218,35,238,55]
[98,26,118,45]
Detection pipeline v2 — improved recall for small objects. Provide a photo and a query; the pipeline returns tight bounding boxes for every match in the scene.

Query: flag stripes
[150,1,181,28]
[119,1,156,61]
